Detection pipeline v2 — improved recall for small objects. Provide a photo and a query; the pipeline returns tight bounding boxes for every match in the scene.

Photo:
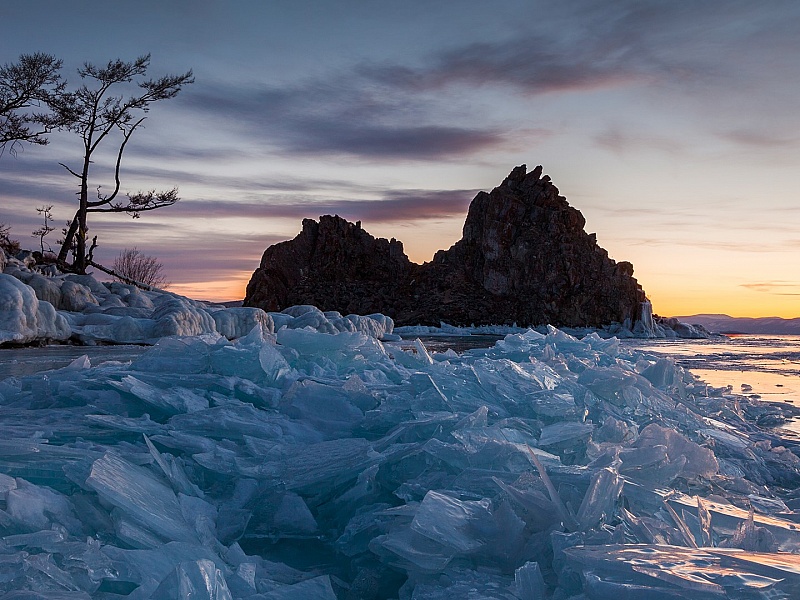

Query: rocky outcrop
[243,216,411,316]
[244,165,647,327]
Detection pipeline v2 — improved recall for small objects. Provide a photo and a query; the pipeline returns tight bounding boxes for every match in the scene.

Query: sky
[1,0,799,318]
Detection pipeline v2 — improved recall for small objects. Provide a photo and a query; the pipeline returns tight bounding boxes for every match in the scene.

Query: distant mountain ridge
[675,314,800,335]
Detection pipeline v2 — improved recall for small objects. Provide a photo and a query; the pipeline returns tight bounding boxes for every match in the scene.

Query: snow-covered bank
[1,251,395,346]
[0,321,799,597]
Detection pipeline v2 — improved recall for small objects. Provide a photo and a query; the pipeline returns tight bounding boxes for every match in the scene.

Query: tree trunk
[57,214,78,264]
[74,154,91,273]
[75,210,87,273]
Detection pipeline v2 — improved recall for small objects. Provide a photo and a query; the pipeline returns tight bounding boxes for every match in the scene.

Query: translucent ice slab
[85,452,198,547]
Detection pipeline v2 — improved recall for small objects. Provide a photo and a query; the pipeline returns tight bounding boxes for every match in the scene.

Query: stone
[244,165,647,327]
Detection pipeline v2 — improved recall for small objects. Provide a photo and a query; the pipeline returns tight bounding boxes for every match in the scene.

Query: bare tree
[54,54,193,273]
[32,205,56,254]
[0,53,66,157]
[112,247,169,288]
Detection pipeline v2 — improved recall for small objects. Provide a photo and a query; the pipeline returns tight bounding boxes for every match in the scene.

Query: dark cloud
[179,3,747,163]
[360,2,716,96]
[363,38,641,97]
[174,1,800,165]
[97,187,475,291]
[0,147,394,212]
[128,233,283,282]
[70,162,393,197]
[185,14,656,160]
[82,224,283,291]
[280,121,502,160]
[125,144,254,162]
[185,81,507,161]
[172,188,477,223]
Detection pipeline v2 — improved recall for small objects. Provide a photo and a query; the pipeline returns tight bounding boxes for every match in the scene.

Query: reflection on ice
[1,319,800,598]
[565,544,800,597]
[623,334,800,407]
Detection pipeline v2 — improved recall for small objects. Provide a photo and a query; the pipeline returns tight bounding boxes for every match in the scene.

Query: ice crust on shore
[1,256,395,345]
[1,318,800,598]
[394,304,713,339]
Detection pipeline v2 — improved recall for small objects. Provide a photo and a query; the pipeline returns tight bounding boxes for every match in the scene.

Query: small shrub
[112,247,169,288]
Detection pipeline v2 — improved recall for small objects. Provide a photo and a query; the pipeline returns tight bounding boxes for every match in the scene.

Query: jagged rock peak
[245,165,647,327]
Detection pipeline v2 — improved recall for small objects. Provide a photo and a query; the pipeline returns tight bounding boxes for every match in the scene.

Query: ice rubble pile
[1,325,800,598]
[0,252,395,345]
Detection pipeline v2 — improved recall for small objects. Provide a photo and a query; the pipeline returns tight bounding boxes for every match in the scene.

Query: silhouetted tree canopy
[53,54,193,273]
[0,52,67,156]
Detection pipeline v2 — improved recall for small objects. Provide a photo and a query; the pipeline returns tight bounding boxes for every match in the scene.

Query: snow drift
[1,251,396,346]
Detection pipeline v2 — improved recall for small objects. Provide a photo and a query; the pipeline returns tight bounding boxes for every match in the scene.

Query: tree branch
[87,187,179,216]
[88,117,145,207]
[88,202,176,214]
[87,258,155,291]
[58,162,82,178]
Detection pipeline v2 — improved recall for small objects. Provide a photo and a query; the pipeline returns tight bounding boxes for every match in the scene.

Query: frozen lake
[0,344,148,379]
[622,334,800,403]
[623,334,800,437]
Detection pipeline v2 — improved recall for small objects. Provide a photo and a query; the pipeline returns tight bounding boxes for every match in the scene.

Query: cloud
[363,38,641,97]
[620,236,786,253]
[280,121,502,160]
[180,2,759,164]
[4,185,477,299]
[72,187,478,292]
[741,281,800,296]
[360,2,724,97]
[180,3,799,164]
[85,225,283,291]
[172,188,477,223]
[594,127,685,155]
[185,78,508,161]
[0,149,401,207]
[113,188,476,295]
[717,129,800,148]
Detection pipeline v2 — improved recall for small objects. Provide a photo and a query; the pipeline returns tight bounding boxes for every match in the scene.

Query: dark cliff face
[244,216,411,315]
[244,165,647,327]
